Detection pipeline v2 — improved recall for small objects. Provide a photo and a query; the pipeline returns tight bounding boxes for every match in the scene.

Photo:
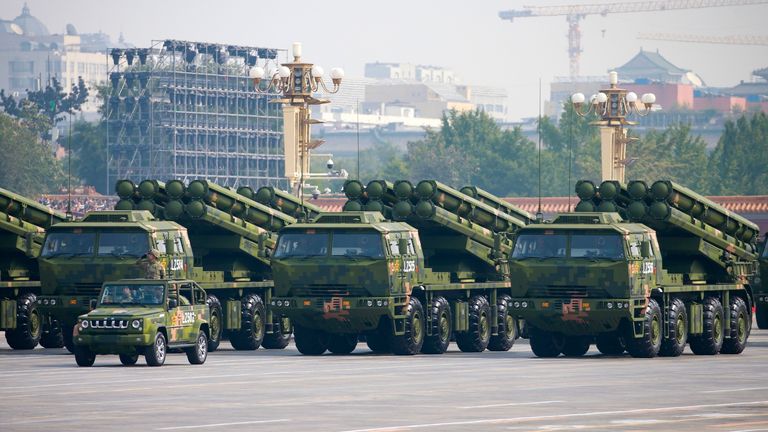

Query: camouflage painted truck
[756,234,768,329]
[72,278,210,367]
[0,186,67,349]
[509,179,759,358]
[38,179,304,352]
[270,179,534,355]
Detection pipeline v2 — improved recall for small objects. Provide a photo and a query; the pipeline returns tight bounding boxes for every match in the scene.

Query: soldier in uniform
[139,248,166,279]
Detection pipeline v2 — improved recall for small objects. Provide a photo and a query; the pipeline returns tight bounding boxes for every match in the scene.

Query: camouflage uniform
[139,249,166,279]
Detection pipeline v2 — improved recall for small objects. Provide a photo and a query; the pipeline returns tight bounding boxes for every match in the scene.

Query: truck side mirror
[641,240,652,258]
[168,298,178,309]
[398,238,409,256]
[165,238,175,255]
[89,299,97,310]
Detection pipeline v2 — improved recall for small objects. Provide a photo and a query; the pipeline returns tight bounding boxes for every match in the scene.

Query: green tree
[0,113,65,195]
[708,112,768,195]
[68,120,108,194]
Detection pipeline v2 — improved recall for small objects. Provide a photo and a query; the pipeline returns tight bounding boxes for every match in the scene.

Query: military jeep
[72,279,210,367]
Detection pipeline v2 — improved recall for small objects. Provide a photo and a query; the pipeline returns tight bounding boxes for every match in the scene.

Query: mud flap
[1,299,16,329]
[689,302,703,335]
[226,299,241,330]
[454,301,468,332]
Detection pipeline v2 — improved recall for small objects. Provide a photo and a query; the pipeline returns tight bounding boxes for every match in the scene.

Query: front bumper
[509,297,635,335]
[74,332,153,355]
[271,296,395,333]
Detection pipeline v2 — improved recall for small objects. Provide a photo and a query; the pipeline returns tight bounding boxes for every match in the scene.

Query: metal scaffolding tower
[106,39,288,190]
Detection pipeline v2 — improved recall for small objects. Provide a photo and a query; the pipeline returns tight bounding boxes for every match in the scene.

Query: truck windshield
[512,232,625,260]
[274,232,329,258]
[97,232,149,257]
[274,231,385,258]
[100,284,164,306]
[41,232,96,257]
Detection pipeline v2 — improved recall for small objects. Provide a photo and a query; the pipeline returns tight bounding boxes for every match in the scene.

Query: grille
[88,319,129,329]
[527,286,607,298]
[292,284,367,297]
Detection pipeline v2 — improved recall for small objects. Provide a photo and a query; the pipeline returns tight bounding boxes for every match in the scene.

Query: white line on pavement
[155,419,290,430]
[459,400,564,409]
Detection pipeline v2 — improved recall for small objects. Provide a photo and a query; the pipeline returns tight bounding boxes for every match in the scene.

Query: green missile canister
[115,179,136,199]
[343,180,364,200]
[627,180,648,201]
[165,180,186,200]
[114,199,135,211]
[236,186,255,201]
[575,180,596,201]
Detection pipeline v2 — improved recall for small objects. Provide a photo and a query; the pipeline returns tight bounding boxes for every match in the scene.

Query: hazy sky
[2,0,767,120]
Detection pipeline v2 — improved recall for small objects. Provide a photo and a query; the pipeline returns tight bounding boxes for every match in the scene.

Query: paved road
[1,326,768,432]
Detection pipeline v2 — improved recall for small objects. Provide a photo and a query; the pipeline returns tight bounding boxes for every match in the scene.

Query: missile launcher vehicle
[509,179,759,358]
[270,179,531,355]
[0,186,67,349]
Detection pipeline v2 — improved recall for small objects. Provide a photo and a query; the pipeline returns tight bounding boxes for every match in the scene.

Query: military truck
[72,278,209,366]
[0,186,67,349]
[509,179,759,358]
[39,178,298,353]
[756,234,768,329]
[270,179,534,355]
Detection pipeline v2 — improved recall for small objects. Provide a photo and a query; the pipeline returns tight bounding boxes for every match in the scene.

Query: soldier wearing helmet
[139,248,166,279]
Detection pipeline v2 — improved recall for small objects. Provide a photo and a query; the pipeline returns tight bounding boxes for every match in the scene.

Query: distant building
[0,4,126,115]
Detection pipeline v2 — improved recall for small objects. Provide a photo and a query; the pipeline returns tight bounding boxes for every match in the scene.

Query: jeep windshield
[274,230,384,258]
[513,231,625,260]
[42,231,148,258]
[99,283,165,306]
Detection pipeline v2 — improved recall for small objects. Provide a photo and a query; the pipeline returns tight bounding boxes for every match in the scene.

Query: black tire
[364,318,391,353]
[327,333,358,354]
[488,294,517,352]
[74,346,96,367]
[39,322,64,348]
[145,332,167,366]
[391,297,425,355]
[294,324,328,355]
[229,294,265,351]
[596,331,625,355]
[529,328,564,358]
[755,303,768,330]
[422,296,452,354]
[660,297,688,357]
[626,298,662,358]
[262,316,291,350]
[455,295,491,353]
[721,296,750,354]
[690,296,725,355]
[562,336,591,357]
[119,353,139,366]
[205,294,222,352]
[186,331,208,364]
[62,325,75,353]
[5,293,41,350]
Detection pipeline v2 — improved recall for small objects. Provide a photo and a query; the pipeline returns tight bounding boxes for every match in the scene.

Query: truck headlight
[81,320,89,329]
[43,299,49,305]
[131,319,141,329]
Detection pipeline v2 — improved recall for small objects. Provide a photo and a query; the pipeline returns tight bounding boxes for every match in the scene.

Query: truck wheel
[74,346,96,367]
[422,296,451,354]
[660,297,688,357]
[145,332,167,366]
[262,317,291,349]
[205,294,222,352]
[391,297,425,355]
[186,331,208,364]
[294,324,328,355]
[755,303,768,330]
[39,322,64,348]
[690,296,724,355]
[529,328,564,358]
[119,353,139,366]
[488,294,517,352]
[456,295,491,353]
[229,294,265,351]
[626,298,662,358]
[721,296,750,354]
[5,293,41,350]
[328,333,358,354]
[562,336,591,357]
[596,332,625,355]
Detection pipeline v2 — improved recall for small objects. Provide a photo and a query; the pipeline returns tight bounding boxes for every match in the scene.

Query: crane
[638,32,768,46]
[499,0,768,78]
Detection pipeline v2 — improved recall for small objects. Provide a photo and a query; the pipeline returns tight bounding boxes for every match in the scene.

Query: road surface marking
[156,419,290,430]
[460,400,564,409]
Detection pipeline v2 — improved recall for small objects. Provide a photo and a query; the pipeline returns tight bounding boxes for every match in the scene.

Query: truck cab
[756,236,768,328]
[73,278,209,367]
[36,210,194,350]
[270,212,420,335]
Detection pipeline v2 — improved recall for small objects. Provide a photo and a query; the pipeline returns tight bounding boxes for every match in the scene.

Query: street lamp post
[249,42,345,197]
[571,71,656,183]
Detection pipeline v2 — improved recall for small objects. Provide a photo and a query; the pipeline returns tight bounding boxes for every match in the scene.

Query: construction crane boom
[499,0,768,78]
[638,32,768,46]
